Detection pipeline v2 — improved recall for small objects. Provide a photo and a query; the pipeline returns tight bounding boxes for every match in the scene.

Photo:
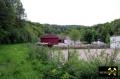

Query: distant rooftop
[41,34,59,38]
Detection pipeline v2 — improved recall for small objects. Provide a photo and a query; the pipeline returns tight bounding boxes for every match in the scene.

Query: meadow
[0,43,120,79]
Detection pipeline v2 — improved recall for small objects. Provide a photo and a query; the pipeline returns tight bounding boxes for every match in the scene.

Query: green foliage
[79,28,98,43]
[0,43,56,79]
[25,21,44,43]
[69,29,80,41]
[0,44,30,79]
[27,44,49,62]
[0,0,120,45]
[33,18,120,44]
[0,44,120,79]
[0,0,26,44]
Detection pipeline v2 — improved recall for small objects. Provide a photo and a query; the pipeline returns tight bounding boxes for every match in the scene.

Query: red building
[40,34,61,47]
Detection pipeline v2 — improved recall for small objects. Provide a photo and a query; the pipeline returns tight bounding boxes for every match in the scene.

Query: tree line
[0,0,26,44]
[0,0,120,44]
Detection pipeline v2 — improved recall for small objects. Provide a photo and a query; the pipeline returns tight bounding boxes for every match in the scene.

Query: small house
[40,34,61,46]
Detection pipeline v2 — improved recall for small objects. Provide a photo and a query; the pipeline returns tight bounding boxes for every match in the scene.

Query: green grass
[0,43,38,79]
[0,44,120,79]
[0,43,28,64]
[0,43,52,79]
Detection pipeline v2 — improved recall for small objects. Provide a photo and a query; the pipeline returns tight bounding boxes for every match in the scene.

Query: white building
[64,37,74,45]
[110,36,120,49]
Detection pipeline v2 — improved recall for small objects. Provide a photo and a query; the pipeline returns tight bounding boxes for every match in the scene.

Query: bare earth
[54,49,120,61]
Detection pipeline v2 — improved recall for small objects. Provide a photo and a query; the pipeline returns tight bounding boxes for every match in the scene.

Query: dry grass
[53,48,120,63]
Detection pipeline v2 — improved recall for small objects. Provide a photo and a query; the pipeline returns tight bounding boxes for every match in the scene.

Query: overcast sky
[21,0,120,26]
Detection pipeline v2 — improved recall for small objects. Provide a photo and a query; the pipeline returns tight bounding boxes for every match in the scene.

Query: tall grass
[0,43,119,79]
[60,48,120,79]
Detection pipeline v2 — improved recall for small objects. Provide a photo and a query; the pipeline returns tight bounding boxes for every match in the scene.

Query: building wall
[110,36,120,48]
[41,38,59,44]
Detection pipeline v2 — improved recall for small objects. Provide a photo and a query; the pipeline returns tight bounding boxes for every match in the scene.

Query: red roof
[41,34,59,38]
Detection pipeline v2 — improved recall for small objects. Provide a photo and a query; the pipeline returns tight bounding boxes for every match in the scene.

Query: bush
[50,49,120,79]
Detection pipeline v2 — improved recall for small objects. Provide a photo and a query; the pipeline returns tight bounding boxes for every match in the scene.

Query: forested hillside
[7,19,120,44]
[0,0,120,44]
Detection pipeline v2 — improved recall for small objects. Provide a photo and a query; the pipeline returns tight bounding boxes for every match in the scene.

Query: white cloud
[21,0,120,26]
